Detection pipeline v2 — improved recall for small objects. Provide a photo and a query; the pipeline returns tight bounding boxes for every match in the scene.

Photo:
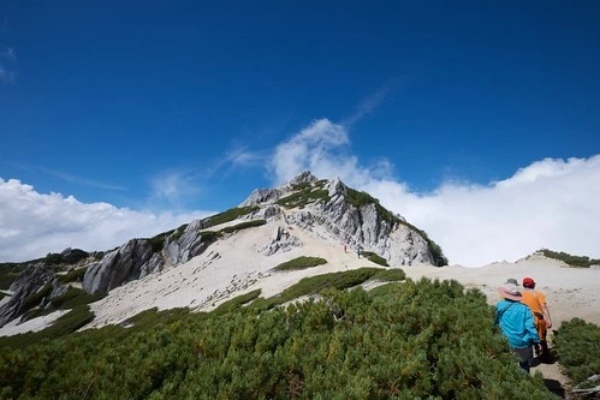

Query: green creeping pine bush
[0,305,95,349]
[212,289,262,315]
[346,188,399,226]
[0,279,555,399]
[171,223,189,241]
[49,287,106,309]
[253,267,406,310]
[199,220,267,240]
[273,256,327,271]
[370,268,405,281]
[360,251,389,266]
[208,206,259,227]
[0,262,31,289]
[0,291,5,300]
[20,283,53,312]
[44,249,89,266]
[220,219,266,233]
[57,267,88,284]
[276,185,331,209]
[554,318,600,388]
[147,229,175,253]
[540,248,600,268]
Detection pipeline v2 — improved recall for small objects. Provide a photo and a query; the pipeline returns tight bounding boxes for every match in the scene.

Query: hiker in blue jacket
[496,281,541,372]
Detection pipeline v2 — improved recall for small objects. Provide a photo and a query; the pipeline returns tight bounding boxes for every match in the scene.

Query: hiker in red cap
[520,277,553,362]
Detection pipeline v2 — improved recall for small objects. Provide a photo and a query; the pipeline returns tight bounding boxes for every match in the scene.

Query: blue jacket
[496,299,540,349]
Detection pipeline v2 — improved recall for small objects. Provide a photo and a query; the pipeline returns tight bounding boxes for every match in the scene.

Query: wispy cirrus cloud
[1,47,15,61]
[0,46,16,84]
[150,170,203,208]
[268,118,600,266]
[342,78,407,127]
[35,166,126,191]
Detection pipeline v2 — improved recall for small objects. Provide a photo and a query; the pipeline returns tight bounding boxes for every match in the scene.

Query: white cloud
[1,47,15,61]
[150,171,202,207]
[269,120,600,266]
[0,178,212,262]
[0,47,16,84]
[270,119,353,184]
[0,64,15,84]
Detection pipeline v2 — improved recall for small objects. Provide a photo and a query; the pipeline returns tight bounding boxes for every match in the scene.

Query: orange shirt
[521,289,546,318]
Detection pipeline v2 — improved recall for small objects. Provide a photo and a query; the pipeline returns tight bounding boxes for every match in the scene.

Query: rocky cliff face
[83,239,157,294]
[241,173,437,266]
[0,263,63,327]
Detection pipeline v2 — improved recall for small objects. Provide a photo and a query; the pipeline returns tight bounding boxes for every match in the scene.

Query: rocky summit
[0,172,446,330]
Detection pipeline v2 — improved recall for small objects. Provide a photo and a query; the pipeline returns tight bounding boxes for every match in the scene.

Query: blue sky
[1,1,599,265]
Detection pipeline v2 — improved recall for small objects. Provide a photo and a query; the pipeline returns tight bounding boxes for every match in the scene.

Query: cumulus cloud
[270,119,600,266]
[270,119,354,184]
[0,178,212,262]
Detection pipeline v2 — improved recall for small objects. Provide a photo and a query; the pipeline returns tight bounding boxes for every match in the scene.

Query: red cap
[523,277,535,287]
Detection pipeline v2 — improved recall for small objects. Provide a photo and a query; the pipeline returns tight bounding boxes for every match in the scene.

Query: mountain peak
[288,171,318,186]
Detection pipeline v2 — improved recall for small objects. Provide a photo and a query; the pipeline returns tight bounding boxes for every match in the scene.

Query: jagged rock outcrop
[83,239,156,294]
[164,219,213,266]
[246,174,437,266]
[257,226,303,256]
[0,264,57,327]
[239,188,285,207]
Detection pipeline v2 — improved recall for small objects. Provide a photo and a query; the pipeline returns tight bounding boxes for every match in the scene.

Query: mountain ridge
[0,171,446,329]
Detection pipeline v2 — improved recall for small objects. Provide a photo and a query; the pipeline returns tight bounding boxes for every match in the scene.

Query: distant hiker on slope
[496,282,541,372]
[520,277,553,362]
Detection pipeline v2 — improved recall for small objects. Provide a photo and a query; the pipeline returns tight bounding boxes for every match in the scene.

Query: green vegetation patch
[361,251,389,266]
[0,291,6,301]
[255,267,403,310]
[371,268,405,281]
[198,220,267,241]
[273,256,327,271]
[346,188,399,226]
[276,185,331,209]
[220,219,266,233]
[0,305,95,349]
[44,249,90,266]
[208,206,259,227]
[57,267,88,284]
[199,230,220,242]
[20,283,53,313]
[50,287,106,309]
[171,223,189,241]
[20,307,55,321]
[148,229,175,253]
[125,307,192,330]
[213,289,262,315]
[0,262,31,290]
[540,249,600,268]
[554,318,600,388]
[0,279,554,398]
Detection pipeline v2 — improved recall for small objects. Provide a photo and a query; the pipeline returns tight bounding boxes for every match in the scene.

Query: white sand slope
[85,222,382,328]
[0,309,70,337]
[403,256,600,326]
